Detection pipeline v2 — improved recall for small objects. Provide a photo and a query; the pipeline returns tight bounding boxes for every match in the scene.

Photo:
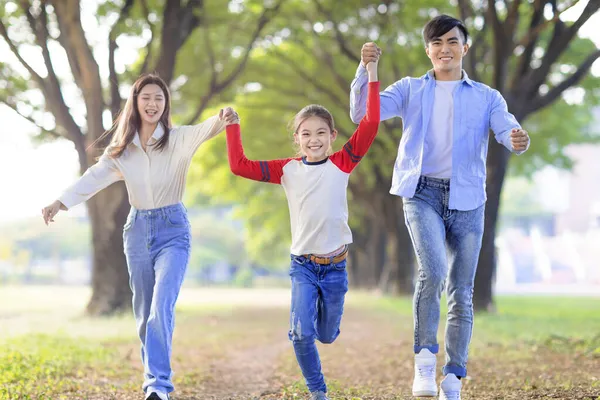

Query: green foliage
[187,1,600,269]
[2,0,598,273]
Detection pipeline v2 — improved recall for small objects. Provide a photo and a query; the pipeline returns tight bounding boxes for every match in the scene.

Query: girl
[220,58,379,400]
[41,74,227,400]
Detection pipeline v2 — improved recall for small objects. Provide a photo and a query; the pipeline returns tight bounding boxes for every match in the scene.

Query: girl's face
[137,83,166,126]
[294,116,337,162]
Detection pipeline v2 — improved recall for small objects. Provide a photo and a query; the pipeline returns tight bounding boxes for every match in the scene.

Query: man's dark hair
[422,15,469,46]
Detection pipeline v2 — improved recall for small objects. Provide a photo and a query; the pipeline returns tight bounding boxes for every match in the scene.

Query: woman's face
[137,83,166,126]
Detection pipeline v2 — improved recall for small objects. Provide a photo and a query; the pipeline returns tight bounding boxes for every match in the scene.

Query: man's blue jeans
[403,176,484,378]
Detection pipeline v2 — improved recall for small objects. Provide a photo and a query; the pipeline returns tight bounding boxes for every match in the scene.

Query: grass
[0,286,598,399]
[0,335,116,400]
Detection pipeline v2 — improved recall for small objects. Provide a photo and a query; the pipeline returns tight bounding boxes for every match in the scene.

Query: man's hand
[361,42,381,67]
[510,128,529,152]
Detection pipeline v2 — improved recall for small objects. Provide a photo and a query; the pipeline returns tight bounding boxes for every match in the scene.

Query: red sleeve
[330,81,380,173]
[226,124,291,184]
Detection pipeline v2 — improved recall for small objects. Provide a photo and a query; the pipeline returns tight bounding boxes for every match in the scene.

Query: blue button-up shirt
[349,64,527,211]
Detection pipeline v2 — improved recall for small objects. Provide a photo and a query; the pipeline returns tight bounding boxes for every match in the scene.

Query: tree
[190,0,453,294]
[190,0,600,304]
[456,0,600,311]
[0,0,284,314]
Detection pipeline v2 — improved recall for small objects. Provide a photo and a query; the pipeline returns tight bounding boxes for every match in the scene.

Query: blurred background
[1,0,599,312]
[0,0,599,398]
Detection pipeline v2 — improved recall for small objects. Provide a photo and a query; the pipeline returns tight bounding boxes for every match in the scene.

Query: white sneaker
[146,387,169,400]
[412,348,437,397]
[439,373,461,400]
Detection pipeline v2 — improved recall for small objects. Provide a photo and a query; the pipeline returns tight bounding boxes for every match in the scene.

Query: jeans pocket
[166,211,189,228]
[332,259,347,270]
[123,216,134,232]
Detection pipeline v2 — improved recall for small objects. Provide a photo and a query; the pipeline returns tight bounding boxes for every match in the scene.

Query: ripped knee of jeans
[289,310,302,340]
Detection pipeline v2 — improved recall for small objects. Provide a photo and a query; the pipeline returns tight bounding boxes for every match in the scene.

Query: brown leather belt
[304,247,348,265]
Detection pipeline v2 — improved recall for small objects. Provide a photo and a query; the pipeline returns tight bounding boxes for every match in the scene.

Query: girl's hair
[93,74,172,158]
[290,104,335,157]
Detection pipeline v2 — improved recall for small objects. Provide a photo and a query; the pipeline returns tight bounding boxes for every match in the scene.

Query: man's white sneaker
[146,387,169,400]
[439,373,461,400]
[412,348,438,397]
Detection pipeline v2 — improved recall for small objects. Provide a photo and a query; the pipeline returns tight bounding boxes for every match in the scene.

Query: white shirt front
[59,115,226,210]
[420,80,460,179]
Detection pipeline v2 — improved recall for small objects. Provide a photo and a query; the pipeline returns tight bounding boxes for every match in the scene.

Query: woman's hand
[219,107,240,126]
[42,200,66,225]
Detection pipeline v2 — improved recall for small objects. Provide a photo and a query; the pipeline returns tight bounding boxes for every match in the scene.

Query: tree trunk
[474,137,510,312]
[378,189,415,295]
[85,183,132,315]
[347,213,386,289]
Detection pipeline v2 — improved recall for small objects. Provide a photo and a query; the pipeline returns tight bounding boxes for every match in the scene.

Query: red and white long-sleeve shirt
[226,81,380,255]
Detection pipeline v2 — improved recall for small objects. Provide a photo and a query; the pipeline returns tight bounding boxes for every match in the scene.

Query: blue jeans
[288,255,349,393]
[122,203,191,394]
[402,176,484,378]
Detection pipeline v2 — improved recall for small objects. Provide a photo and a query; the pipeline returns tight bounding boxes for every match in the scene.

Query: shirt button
[148,211,152,215]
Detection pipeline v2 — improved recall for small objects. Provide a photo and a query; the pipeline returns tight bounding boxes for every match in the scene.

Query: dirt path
[166,306,599,400]
[9,287,596,400]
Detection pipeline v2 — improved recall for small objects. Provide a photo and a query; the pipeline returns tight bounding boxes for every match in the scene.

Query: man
[349,14,529,400]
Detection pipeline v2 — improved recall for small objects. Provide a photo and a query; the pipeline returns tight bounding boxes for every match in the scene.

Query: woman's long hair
[94,74,172,158]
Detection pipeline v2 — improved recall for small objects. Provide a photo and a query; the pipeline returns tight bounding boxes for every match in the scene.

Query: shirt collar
[424,69,474,87]
[132,123,165,148]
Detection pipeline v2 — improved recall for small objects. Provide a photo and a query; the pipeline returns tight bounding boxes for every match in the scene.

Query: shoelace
[416,364,436,381]
[441,389,460,400]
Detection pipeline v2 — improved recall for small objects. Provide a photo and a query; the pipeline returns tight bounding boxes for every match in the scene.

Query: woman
[42,74,227,400]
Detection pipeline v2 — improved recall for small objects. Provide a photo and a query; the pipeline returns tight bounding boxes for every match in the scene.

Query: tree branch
[154,0,204,84]
[108,0,135,120]
[464,23,488,82]
[512,0,545,91]
[457,0,475,21]
[506,0,523,40]
[514,0,579,50]
[52,0,105,143]
[527,49,600,114]
[184,0,285,125]
[486,0,511,90]
[138,0,156,75]
[0,18,44,85]
[0,100,62,139]
[526,0,599,96]
[212,0,285,93]
[270,48,347,112]
[312,0,360,65]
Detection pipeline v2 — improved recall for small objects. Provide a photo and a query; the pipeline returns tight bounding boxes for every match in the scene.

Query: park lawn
[0,287,598,399]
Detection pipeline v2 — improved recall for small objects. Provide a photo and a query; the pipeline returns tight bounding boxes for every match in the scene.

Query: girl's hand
[219,107,240,126]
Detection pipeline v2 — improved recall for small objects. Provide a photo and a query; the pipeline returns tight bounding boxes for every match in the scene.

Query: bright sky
[0,1,599,225]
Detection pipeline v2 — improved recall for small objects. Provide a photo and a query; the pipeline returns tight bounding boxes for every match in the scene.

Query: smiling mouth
[307,145,323,151]
[145,110,158,117]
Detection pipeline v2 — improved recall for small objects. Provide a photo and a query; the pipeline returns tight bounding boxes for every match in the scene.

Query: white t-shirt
[226,82,381,255]
[421,80,460,179]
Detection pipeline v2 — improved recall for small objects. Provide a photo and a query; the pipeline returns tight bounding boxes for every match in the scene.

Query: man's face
[425,27,469,75]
